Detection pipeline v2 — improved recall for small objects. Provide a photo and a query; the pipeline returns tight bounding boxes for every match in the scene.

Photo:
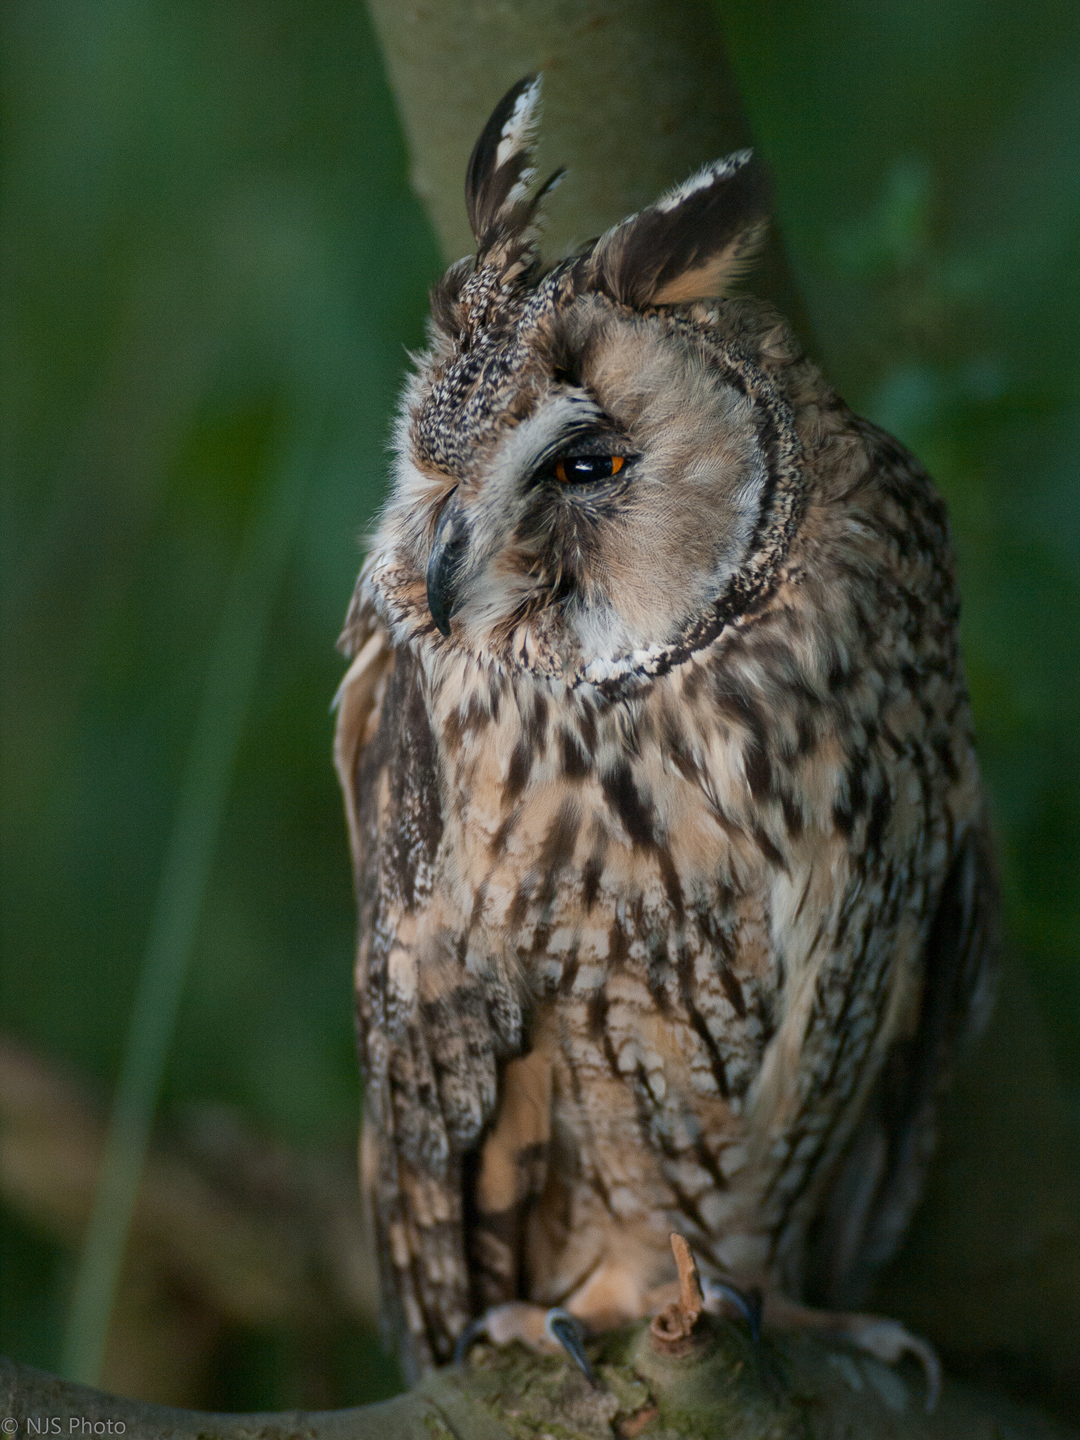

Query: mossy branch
[3,1320,1077,1440]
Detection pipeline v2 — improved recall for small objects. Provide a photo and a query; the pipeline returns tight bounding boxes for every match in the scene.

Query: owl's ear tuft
[577,150,771,309]
[465,75,562,266]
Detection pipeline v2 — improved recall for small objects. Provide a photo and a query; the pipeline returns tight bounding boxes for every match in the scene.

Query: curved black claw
[703,1279,763,1342]
[544,1307,599,1387]
[453,1314,490,1367]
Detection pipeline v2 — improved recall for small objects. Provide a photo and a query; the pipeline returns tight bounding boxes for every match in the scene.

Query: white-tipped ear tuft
[576,149,771,310]
[465,75,553,262]
[493,75,542,181]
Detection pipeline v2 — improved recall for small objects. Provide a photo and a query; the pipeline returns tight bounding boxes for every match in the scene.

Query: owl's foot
[700,1276,763,1341]
[453,1302,598,1385]
[545,1308,599,1385]
[763,1294,941,1412]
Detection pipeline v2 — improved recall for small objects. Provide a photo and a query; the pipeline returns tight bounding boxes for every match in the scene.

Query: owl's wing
[333,601,394,875]
[335,599,500,1375]
[804,816,1000,1308]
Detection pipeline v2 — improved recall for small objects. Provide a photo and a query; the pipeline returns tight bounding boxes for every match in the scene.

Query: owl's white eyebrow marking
[496,392,604,482]
[444,393,605,588]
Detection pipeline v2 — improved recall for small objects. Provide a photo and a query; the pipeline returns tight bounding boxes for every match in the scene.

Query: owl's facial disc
[406,311,770,666]
[369,82,782,667]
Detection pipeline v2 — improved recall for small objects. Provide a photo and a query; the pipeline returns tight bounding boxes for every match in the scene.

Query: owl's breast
[429,659,792,1107]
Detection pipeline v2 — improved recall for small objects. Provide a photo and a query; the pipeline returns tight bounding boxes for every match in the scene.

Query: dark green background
[2,0,1077,1412]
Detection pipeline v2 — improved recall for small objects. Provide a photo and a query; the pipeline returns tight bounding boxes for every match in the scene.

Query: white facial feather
[450,393,602,644]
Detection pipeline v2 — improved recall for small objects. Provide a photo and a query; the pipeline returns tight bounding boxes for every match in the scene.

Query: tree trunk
[364,0,811,337]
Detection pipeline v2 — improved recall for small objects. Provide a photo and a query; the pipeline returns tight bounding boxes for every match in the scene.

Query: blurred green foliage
[1,0,1077,1414]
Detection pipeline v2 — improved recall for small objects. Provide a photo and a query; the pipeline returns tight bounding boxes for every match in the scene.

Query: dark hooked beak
[426,493,470,637]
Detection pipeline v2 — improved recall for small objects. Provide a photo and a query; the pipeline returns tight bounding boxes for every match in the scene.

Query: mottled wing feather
[336,607,492,1374]
[805,818,999,1308]
[333,618,393,872]
[722,414,994,1309]
[812,812,996,1307]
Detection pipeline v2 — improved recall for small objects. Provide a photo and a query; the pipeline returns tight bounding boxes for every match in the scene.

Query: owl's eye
[552,454,626,484]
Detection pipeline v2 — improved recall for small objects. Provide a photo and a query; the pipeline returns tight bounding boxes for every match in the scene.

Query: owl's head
[365,77,807,688]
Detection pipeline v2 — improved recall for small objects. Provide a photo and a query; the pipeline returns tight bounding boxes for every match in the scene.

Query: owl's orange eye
[553,454,626,484]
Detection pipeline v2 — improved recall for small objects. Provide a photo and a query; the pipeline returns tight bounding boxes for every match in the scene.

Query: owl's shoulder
[334,593,450,925]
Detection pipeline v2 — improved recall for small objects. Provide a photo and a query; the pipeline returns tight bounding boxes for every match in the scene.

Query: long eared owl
[334,76,998,1394]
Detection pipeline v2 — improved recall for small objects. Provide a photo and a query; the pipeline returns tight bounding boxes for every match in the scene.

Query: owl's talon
[701,1277,763,1342]
[452,1302,598,1385]
[846,1317,942,1413]
[452,1314,491,1367]
[763,1295,942,1413]
[544,1307,599,1387]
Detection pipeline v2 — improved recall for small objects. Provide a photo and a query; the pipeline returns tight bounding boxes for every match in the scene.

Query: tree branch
[4,1320,1078,1440]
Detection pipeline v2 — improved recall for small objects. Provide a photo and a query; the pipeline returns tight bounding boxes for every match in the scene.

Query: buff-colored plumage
[334,78,998,1388]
